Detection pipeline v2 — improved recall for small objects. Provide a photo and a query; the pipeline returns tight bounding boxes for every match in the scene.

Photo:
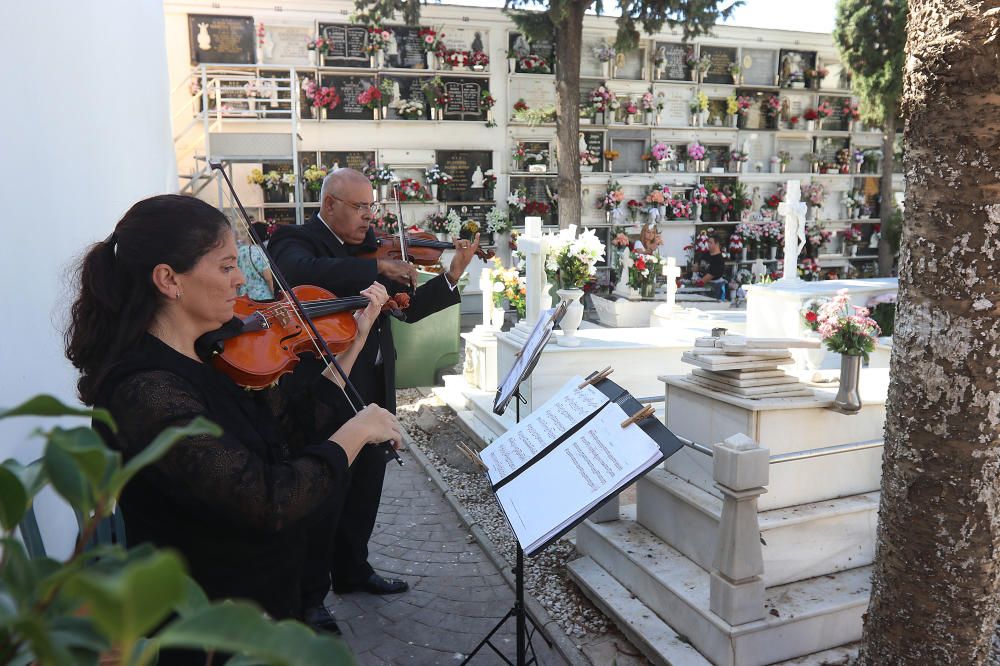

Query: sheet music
[480,376,608,486]
[495,402,663,555]
[493,305,564,414]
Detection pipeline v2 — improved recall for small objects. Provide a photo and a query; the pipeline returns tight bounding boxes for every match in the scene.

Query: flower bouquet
[357,86,383,118]
[303,79,341,119]
[420,76,448,119]
[593,43,616,63]
[763,95,782,128]
[651,142,675,171]
[800,297,829,331]
[687,142,707,171]
[511,142,527,170]
[801,182,826,219]
[490,257,526,318]
[396,177,430,202]
[518,54,551,73]
[523,200,551,219]
[729,150,750,173]
[445,49,470,70]
[302,164,328,202]
[372,210,399,234]
[485,207,510,234]
[626,199,643,220]
[418,27,446,68]
[603,149,620,164]
[393,98,425,120]
[628,250,662,298]
[816,289,881,361]
[816,100,833,122]
[597,181,624,212]
[471,50,489,71]
[550,228,605,290]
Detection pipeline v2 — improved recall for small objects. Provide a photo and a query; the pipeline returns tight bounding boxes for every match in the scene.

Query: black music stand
[462,304,567,666]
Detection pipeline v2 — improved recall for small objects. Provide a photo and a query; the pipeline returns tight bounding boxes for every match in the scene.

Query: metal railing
[673,434,884,462]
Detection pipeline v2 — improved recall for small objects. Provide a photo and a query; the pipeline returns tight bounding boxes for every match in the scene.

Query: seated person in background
[696,234,728,300]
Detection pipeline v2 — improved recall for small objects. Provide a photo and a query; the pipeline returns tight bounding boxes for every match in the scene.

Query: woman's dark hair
[65,194,231,404]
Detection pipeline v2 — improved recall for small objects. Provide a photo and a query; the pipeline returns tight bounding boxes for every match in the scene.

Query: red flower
[805,311,818,323]
[635,256,647,270]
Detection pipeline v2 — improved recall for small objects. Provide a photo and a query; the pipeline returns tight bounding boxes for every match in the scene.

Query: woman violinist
[64,194,402,633]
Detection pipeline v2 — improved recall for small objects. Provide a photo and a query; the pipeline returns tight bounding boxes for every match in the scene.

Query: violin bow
[391,182,415,295]
[210,162,404,465]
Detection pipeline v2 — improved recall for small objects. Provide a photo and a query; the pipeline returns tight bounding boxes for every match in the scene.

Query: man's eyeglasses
[329,195,380,215]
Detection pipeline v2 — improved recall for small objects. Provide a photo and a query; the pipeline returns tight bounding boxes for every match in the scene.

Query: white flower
[445,210,462,235]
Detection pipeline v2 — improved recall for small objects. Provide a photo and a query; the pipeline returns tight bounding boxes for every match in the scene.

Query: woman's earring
[176,290,182,300]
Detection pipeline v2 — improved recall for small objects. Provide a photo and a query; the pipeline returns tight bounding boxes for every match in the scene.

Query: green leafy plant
[0,395,354,666]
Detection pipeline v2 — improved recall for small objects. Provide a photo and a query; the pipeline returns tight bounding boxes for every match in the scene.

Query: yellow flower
[726,95,738,116]
[247,168,264,185]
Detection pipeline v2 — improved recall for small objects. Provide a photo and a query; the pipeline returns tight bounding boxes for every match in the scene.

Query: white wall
[0,0,177,558]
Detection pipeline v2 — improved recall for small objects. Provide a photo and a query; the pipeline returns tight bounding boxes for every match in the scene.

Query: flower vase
[288,190,295,203]
[508,57,517,73]
[556,288,585,347]
[730,114,738,128]
[381,105,389,119]
[372,107,380,120]
[601,61,612,79]
[657,204,666,219]
[850,244,858,257]
[806,120,816,131]
[435,232,450,242]
[690,113,700,127]
[430,183,439,200]
[308,50,318,66]
[426,51,437,69]
[315,106,327,121]
[640,281,656,299]
[491,308,506,329]
[694,159,706,173]
[699,110,710,126]
[376,51,385,68]
[655,113,662,126]
[694,203,703,221]
[379,184,389,201]
[626,113,635,125]
[741,248,748,262]
[769,246,777,260]
[833,353,863,413]
[848,119,856,133]
[644,111,654,125]
[540,280,553,310]
[594,111,605,125]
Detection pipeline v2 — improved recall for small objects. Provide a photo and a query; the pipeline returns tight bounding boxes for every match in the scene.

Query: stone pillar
[709,433,769,625]
[479,266,498,330]
[461,266,501,391]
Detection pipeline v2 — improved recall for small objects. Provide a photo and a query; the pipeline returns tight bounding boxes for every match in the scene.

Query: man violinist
[269,168,480,631]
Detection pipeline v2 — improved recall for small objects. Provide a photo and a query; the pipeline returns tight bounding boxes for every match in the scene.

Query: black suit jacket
[268,213,462,412]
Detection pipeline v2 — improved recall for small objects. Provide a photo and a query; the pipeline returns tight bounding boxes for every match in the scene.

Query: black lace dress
[96,334,353,620]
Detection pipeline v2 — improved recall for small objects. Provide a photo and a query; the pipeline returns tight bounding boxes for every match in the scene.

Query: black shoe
[303,605,342,635]
[334,573,409,596]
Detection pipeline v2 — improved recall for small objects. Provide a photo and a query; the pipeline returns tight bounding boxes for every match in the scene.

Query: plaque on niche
[320,75,376,119]
[436,150,493,202]
[442,79,483,120]
[581,130,605,171]
[580,37,604,78]
[320,151,377,172]
[614,48,645,80]
[441,27,489,58]
[447,204,491,236]
[657,87,690,126]
[391,26,427,69]
[188,14,256,65]
[517,141,551,170]
[508,32,555,73]
[510,176,556,205]
[260,23,313,65]
[817,95,849,130]
[653,42,691,81]
[778,49,817,88]
[814,136,850,164]
[701,46,737,85]
[319,23,369,67]
[741,49,777,86]
[608,137,646,174]
[380,77,429,119]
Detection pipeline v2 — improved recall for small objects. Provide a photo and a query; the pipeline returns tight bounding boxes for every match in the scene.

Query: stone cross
[776,180,807,283]
[479,266,497,329]
[662,256,682,310]
[519,217,545,325]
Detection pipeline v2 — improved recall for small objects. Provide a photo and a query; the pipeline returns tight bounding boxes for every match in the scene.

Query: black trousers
[301,376,388,606]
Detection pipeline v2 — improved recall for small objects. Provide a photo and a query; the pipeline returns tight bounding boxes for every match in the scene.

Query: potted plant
[518,54,551,74]
[841,225,864,256]
[729,61,743,85]
[396,177,430,202]
[816,100,834,128]
[801,182,827,220]
[802,108,819,131]
[371,210,399,234]
[485,206,510,245]
[483,169,497,199]
[548,228,605,345]
[589,84,610,124]
[364,26,392,68]
[641,91,655,124]
[420,76,448,120]
[306,37,331,65]
[843,100,861,132]
[603,148,620,169]
[424,211,452,241]
[302,78,341,120]
[689,91,709,127]
[651,142,675,172]
[579,150,599,172]
[628,250,662,299]
[511,142,527,171]
[729,149,750,173]
[624,97,639,124]
[393,97,425,120]
[763,95,782,129]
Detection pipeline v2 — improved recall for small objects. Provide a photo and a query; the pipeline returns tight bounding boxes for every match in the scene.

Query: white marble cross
[662,256,681,310]
[776,180,807,284]
[520,217,545,324]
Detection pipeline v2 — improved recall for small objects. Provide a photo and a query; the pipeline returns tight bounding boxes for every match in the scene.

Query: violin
[358,230,495,266]
[200,286,409,389]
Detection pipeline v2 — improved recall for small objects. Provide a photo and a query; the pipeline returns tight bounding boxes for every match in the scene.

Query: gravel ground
[395,386,650,666]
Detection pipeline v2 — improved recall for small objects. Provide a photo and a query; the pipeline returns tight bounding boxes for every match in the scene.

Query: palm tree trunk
[858,1,1000,664]
[877,113,896,276]
[553,0,587,229]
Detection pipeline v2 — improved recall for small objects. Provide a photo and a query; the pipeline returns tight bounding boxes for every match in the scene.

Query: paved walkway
[328,448,566,665]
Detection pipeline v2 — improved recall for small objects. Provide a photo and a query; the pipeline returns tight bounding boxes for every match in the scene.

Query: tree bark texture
[878,113,897,276]
[859,2,1000,664]
[553,0,587,230]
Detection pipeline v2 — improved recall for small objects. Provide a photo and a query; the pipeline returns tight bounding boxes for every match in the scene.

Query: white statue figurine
[471,165,485,189]
[751,186,763,215]
[578,132,587,155]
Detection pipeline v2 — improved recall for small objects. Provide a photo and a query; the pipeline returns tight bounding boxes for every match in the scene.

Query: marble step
[567,557,711,666]
[637,469,878,588]
[574,507,870,666]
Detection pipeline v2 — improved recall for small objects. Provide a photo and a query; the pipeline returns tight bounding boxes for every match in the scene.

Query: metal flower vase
[833,354,863,413]
[556,288,585,347]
